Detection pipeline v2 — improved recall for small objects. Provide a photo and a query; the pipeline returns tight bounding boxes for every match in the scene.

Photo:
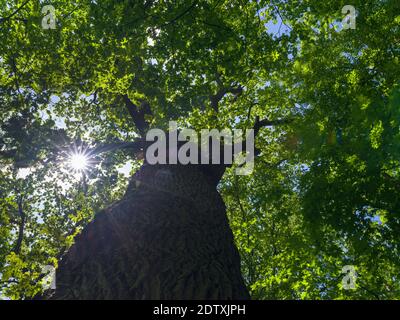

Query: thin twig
[0,0,31,23]
[162,0,198,27]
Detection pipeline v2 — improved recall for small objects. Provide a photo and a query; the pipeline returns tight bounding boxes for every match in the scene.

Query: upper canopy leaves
[1,0,400,299]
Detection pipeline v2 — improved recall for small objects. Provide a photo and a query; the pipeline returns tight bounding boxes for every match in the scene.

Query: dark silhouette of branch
[0,0,31,23]
[13,195,25,254]
[122,95,152,137]
[210,74,243,112]
[162,0,198,26]
[356,280,381,300]
[271,2,292,32]
[210,86,243,112]
[254,116,293,137]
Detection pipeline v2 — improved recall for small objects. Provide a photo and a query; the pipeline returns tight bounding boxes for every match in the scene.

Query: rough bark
[46,163,250,300]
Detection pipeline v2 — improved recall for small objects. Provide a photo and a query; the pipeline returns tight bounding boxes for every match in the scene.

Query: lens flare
[69,153,88,171]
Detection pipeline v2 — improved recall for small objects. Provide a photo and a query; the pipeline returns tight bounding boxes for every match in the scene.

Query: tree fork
[39,101,292,299]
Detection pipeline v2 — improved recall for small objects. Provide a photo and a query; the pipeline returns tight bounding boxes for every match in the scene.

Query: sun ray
[69,153,88,171]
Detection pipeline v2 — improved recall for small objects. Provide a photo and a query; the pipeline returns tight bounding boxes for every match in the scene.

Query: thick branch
[122,95,152,137]
[13,196,25,254]
[210,77,243,112]
[254,116,293,137]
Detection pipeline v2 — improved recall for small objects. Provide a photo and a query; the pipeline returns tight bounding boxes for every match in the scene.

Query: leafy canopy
[0,0,400,299]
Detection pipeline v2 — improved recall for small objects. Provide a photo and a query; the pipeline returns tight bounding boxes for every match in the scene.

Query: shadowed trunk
[46,163,250,299]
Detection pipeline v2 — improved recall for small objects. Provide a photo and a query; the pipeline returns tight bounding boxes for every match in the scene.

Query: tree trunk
[47,163,250,299]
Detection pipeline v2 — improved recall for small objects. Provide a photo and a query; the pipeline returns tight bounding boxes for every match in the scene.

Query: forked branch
[210,73,243,112]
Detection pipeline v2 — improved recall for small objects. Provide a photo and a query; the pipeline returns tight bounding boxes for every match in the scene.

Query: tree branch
[0,0,31,23]
[122,95,152,137]
[162,0,198,26]
[210,74,243,112]
[13,195,25,254]
[254,116,293,137]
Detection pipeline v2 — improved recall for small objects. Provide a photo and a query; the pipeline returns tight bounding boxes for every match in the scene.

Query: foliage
[0,0,399,299]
